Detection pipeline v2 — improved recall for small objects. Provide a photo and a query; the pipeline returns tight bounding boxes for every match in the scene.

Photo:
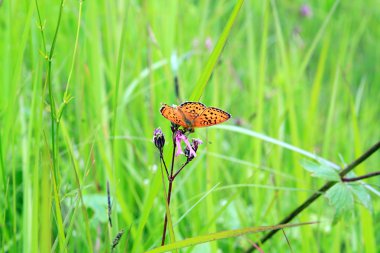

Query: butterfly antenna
[174,75,181,102]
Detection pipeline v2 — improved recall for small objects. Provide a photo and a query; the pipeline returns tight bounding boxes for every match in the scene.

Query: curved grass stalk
[190,0,245,101]
[216,125,340,169]
[35,0,68,251]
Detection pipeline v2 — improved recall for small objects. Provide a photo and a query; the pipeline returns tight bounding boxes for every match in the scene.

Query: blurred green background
[1,0,379,252]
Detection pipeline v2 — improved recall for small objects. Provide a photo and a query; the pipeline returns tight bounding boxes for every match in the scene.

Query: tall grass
[0,0,379,252]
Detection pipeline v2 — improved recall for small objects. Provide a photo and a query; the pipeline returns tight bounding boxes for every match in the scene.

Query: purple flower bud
[185,139,203,161]
[191,139,202,152]
[153,128,165,151]
[300,4,313,18]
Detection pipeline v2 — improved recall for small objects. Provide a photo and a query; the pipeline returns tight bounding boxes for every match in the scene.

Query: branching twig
[246,140,380,252]
[173,161,190,179]
[342,171,380,182]
[160,152,169,179]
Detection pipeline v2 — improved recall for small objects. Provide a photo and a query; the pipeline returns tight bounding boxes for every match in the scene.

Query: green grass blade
[41,138,52,252]
[146,222,316,253]
[131,168,165,252]
[189,0,245,101]
[216,125,339,169]
[298,0,340,76]
[61,121,94,252]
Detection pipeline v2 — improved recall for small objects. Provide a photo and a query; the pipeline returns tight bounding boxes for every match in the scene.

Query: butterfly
[160,101,231,131]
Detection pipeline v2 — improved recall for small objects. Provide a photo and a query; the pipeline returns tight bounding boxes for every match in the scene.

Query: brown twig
[161,132,178,245]
[246,140,380,252]
[342,171,380,182]
[160,152,169,179]
[173,161,190,179]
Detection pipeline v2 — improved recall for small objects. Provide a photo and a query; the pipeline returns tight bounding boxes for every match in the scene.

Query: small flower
[175,131,196,157]
[205,37,213,52]
[192,139,202,152]
[153,128,165,151]
[300,4,313,18]
[185,139,203,161]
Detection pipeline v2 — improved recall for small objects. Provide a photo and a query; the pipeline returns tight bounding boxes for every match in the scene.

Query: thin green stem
[35,0,67,252]
[63,0,83,101]
[35,0,47,56]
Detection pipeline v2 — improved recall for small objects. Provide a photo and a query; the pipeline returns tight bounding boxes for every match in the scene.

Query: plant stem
[160,152,169,179]
[173,161,189,179]
[342,171,380,182]
[246,140,380,252]
[35,0,67,252]
[170,134,177,176]
[161,179,174,245]
[161,134,177,245]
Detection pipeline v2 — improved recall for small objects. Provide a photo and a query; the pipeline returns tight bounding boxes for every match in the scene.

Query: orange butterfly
[160,101,231,131]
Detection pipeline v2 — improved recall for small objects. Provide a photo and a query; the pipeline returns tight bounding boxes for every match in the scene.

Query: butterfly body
[160,101,231,131]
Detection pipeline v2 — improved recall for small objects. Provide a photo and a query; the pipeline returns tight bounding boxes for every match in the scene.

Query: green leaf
[82,194,121,224]
[189,0,245,101]
[348,183,373,211]
[145,222,316,253]
[325,183,354,224]
[300,159,341,181]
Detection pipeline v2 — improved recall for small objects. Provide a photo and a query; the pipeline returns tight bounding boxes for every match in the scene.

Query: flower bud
[153,128,165,151]
[185,139,203,161]
[300,4,313,18]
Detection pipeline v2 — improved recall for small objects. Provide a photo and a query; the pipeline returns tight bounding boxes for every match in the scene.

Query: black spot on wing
[194,107,231,127]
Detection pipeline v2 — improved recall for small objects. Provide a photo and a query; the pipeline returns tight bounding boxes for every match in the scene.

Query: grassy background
[1,0,379,252]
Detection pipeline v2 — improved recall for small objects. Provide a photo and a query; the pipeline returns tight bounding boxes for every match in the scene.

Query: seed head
[111,229,125,250]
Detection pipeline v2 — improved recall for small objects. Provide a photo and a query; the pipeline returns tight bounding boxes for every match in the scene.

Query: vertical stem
[161,133,177,245]
[35,1,67,251]
[161,179,173,245]
[170,134,177,176]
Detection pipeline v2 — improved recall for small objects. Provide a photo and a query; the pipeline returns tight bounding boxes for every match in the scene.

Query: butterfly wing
[177,102,207,121]
[192,107,231,128]
[160,104,188,127]
[161,102,231,129]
